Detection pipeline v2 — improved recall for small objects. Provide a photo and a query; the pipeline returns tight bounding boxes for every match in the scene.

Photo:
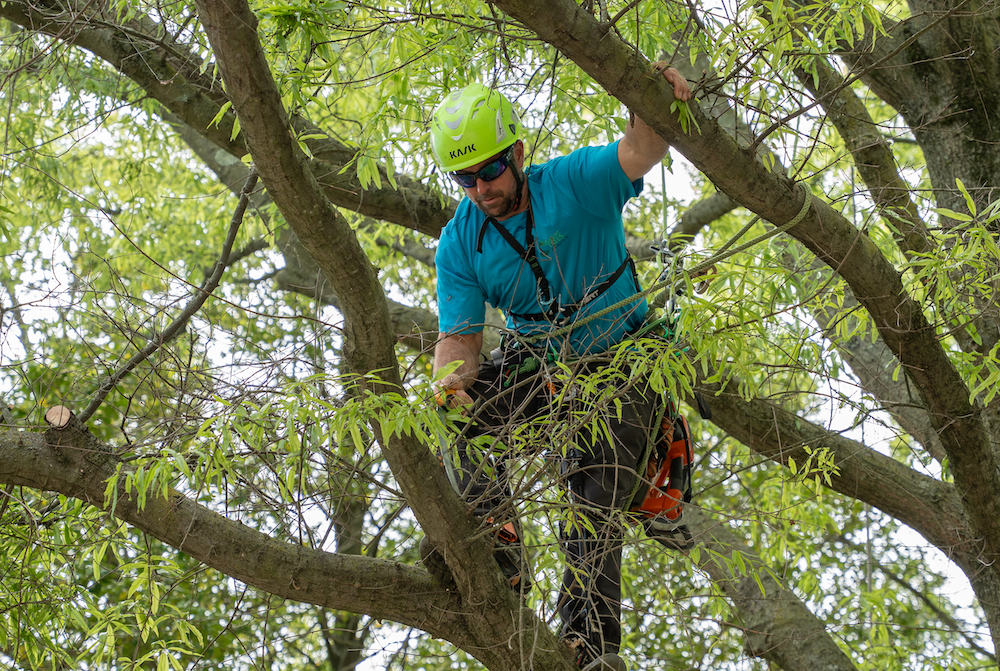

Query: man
[427,67,692,671]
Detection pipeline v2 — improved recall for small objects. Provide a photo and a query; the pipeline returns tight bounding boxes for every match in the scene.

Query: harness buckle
[536,287,559,319]
[649,239,674,264]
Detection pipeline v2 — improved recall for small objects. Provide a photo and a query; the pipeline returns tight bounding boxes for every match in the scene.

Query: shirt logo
[538,231,568,251]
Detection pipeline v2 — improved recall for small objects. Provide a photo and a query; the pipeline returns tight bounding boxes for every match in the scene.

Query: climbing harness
[488,344,558,388]
[476,204,640,327]
[446,184,815,553]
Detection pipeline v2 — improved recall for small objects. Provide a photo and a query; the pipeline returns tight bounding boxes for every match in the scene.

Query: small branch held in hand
[78,168,260,424]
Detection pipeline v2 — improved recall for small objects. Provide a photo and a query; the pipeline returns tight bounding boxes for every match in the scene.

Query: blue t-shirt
[435,140,648,356]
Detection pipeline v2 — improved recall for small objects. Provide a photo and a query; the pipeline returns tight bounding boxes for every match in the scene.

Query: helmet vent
[495,112,506,145]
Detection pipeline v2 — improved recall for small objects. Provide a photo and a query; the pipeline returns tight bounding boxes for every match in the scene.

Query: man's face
[453,142,523,219]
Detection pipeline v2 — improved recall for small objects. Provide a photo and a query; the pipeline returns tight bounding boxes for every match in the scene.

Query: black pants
[451,351,661,659]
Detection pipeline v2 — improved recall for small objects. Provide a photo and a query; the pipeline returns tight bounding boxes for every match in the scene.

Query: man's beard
[472,185,519,218]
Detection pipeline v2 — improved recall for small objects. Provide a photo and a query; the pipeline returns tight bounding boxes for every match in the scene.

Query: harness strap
[509,254,637,323]
[476,205,639,326]
[477,208,555,308]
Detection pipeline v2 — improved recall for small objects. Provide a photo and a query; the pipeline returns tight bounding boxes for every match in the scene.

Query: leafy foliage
[1,0,999,669]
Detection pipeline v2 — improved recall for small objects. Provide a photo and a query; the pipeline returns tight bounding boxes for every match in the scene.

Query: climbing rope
[523,183,814,346]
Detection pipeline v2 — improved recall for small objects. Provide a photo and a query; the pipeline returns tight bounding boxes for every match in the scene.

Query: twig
[0,395,13,425]
[747,0,972,155]
[78,168,260,423]
[604,0,642,29]
[0,485,13,520]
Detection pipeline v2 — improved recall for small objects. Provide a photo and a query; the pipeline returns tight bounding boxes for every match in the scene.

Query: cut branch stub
[43,405,99,451]
[44,405,74,430]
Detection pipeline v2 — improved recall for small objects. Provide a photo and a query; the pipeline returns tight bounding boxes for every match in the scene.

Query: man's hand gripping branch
[618,63,692,182]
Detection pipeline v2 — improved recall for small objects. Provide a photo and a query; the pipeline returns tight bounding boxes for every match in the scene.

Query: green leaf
[933,207,973,222]
[209,100,233,128]
[956,178,977,216]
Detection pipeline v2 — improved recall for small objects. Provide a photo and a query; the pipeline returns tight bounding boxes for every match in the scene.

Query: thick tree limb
[664,41,948,466]
[685,508,859,670]
[193,0,395,383]
[0,422,478,643]
[190,0,576,667]
[839,9,1000,360]
[804,0,1000,216]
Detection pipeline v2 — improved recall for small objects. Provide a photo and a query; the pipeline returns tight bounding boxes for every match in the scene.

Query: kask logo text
[449,144,476,159]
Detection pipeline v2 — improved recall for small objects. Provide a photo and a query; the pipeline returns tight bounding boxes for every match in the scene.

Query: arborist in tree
[423,66,692,671]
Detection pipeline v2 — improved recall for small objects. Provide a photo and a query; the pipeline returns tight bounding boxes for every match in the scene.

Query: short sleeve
[435,224,487,334]
[542,141,643,218]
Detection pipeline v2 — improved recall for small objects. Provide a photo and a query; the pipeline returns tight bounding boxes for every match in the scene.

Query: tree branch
[190,0,575,666]
[690,371,988,602]
[166,112,448,353]
[793,57,932,257]
[78,169,259,424]
[807,274,948,464]
[685,508,860,670]
[0,0,455,238]
[830,532,996,661]
[488,0,1000,597]
[0,421,468,637]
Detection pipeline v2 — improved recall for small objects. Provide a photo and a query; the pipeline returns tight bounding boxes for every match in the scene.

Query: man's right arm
[618,64,692,182]
[433,331,483,406]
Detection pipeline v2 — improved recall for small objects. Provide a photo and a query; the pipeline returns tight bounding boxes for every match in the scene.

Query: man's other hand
[653,62,692,101]
[435,373,474,408]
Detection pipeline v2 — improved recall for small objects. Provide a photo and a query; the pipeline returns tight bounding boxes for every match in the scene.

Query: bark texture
[190,0,578,667]
[685,508,859,670]
[0,423,457,631]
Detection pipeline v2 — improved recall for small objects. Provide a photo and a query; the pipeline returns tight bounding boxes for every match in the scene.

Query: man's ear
[514,139,525,168]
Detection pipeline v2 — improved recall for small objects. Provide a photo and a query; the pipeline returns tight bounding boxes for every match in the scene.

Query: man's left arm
[617,64,692,182]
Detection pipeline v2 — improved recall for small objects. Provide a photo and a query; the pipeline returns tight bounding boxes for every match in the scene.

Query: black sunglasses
[450,147,514,188]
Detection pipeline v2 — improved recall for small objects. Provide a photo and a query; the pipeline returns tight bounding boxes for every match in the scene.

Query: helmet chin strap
[511,161,527,212]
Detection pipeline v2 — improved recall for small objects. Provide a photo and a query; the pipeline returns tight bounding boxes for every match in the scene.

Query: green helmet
[430,83,521,172]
